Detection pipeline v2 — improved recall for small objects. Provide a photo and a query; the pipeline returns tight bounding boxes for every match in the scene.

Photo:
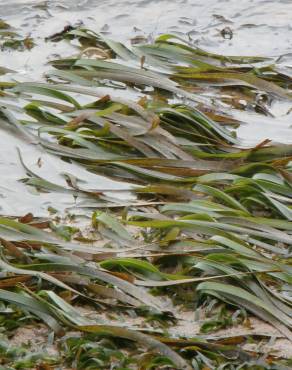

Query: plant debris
[0,20,291,370]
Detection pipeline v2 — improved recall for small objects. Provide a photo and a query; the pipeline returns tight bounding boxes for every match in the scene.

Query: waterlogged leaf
[12,83,81,108]
[174,70,291,99]
[197,282,292,341]
[193,184,249,214]
[19,262,164,311]
[100,257,186,281]
[43,291,96,326]
[154,33,269,64]
[264,195,292,221]
[88,283,142,306]
[0,216,134,255]
[161,200,247,217]
[93,212,133,241]
[100,258,165,279]
[78,325,192,370]
[0,289,61,333]
[0,257,82,297]
[48,60,210,106]
[211,235,260,258]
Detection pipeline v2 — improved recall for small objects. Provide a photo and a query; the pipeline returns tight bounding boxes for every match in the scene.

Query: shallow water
[3,0,292,58]
[0,0,292,216]
[2,0,292,137]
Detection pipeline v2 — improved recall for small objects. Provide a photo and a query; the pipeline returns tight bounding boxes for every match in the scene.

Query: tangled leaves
[0,28,291,369]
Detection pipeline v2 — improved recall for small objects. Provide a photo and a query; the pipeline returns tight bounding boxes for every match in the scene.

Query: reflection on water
[0,0,292,216]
